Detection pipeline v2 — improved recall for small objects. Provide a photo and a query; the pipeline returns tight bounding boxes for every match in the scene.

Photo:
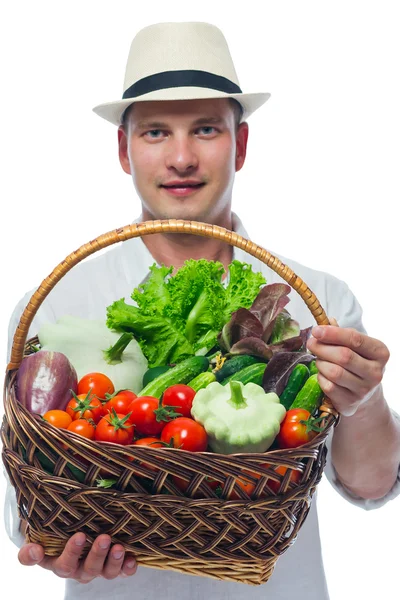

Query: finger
[48,532,87,578]
[316,358,366,396]
[309,335,385,389]
[121,554,137,577]
[307,336,369,379]
[317,372,360,416]
[18,543,45,566]
[329,317,339,327]
[77,535,112,583]
[309,326,389,363]
[102,544,126,580]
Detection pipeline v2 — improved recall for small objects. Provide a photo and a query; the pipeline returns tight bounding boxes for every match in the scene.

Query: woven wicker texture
[2,220,339,585]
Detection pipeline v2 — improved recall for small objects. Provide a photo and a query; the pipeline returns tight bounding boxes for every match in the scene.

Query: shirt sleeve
[323,411,400,510]
[322,279,400,508]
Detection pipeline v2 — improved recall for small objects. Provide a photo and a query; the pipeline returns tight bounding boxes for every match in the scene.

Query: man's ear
[235,122,249,172]
[118,126,131,175]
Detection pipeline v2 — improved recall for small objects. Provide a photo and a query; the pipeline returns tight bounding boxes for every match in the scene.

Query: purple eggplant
[15,350,78,415]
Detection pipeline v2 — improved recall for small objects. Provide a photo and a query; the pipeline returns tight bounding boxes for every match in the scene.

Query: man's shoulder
[232,214,346,290]
[271,250,345,289]
[8,233,152,345]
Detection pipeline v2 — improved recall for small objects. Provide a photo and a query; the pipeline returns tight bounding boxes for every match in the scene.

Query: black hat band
[123,69,242,99]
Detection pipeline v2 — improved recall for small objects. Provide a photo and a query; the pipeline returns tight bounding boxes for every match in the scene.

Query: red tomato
[103,391,137,415]
[133,437,165,472]
[266,465,302,493]
[127,396,173,436]
[43,410,72,429]
[67,418,96,440]
[66,392,105,423]
[161,417,208,452]
[116,389,137,402]
[225,471,257,499]
[77,372,115,400]
[161,384,196,418]
[172,475,220,497]
[133,437,164,448]
[226,464,302,498]
[277,408,316,449]
[95,411,134,445]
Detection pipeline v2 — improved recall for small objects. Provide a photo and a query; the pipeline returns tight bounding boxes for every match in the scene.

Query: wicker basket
[2,219,339,586]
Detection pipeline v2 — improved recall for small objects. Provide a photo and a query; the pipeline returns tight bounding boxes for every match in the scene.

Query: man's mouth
[160,181,206,196]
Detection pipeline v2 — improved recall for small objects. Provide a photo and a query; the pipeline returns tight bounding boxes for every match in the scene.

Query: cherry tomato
[224,471,258,499]
[133,437,164,449]
[66,392,105,423]
[104,390,137,414]
[127,396,177,436]
[103,391,137,415]
[133,437,165,472]
[67,418,96,440]
[77,372,115,400]
[161,384,196,418]
[277,408,316,449]
[43,410,72,430]
[161,417,208,452]
[266,465,302,493]
[225,464,302,498]
[172,475,220,497]
[95,411,134,445]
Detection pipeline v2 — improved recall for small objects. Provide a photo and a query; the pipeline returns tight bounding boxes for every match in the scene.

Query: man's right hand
[18,532,137,583]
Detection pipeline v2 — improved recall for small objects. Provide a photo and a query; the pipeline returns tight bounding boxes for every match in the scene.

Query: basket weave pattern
[2,220,339,585]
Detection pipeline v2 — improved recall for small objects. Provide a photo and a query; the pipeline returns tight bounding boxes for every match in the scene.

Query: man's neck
[140,210,235,274]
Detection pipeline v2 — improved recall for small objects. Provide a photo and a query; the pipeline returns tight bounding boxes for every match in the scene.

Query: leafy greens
[106,259,266,367]
[218,283,312,360]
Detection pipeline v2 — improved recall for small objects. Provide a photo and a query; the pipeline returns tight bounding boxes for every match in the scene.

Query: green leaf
[131,263,173,316]
[269,310,300,344]
[106,299,193,367]
[106,259,266,368]
[224,261,266,318]
[96,478,117,488]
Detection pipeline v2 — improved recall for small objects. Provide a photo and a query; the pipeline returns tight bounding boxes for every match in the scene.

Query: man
[5,22,400,600]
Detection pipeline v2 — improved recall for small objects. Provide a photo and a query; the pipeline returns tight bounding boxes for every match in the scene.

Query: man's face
[118,98,248,223]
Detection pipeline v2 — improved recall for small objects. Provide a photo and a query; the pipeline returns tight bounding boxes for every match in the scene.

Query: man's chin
[149,206,211,223]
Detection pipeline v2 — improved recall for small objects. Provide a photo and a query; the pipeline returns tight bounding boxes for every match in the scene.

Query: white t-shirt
[5,214,400,600]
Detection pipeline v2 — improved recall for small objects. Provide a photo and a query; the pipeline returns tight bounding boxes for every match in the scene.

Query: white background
[1,1,399,599]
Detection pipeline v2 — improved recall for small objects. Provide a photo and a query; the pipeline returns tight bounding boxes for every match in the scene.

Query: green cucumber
[214,354,260,382]
[221,362,267,386]
[138,356,209,398]
[279,364,310,409]
[309,360,319,376]
[289,373,324,414]
[142,365,171,388]
[187,371,216,392]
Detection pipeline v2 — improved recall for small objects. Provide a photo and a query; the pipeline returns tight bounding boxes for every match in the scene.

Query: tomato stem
[154,398,183,422]
[300,415,326,433]
[104,388,128,401]
[108,407,134,430]
[70,389,99,416]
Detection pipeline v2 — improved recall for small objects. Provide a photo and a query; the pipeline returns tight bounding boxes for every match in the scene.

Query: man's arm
[307,322,400,501]
[330,386,400,499]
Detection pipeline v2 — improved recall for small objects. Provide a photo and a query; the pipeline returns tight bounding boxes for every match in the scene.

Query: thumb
[329,317,339,327]
[18,543,45,566]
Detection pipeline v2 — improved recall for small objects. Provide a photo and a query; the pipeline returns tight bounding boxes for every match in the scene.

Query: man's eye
[145,130,163,138]
[198,126,216,135]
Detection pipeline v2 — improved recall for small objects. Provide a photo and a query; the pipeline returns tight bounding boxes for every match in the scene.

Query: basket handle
[8,219,330,371]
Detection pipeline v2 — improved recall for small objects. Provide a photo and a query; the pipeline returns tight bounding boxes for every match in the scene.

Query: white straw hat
[92,22,271,125]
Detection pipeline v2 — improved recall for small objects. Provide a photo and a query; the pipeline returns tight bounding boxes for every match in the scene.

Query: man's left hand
[306,319,390,416]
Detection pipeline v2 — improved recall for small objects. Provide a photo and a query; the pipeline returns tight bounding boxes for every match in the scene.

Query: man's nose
[165,136,199,172]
